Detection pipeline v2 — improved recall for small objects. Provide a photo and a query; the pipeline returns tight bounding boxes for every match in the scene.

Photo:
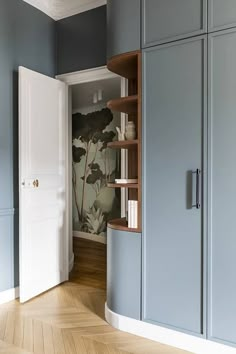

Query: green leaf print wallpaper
[72,107,120,238]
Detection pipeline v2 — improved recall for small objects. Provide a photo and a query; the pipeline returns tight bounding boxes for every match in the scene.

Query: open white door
[19,67,68,303]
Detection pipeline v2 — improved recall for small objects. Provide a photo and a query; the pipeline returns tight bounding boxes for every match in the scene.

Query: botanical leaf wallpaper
[72,107,120,238]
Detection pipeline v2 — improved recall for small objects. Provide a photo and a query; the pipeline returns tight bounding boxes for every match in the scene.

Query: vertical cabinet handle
[196,169,201,209]
[192,169,201,209]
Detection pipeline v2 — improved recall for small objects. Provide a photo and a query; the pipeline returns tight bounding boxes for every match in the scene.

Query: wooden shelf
[108,140,138,149]
[107,183,138,189]
[107,51,138,79]
[107,50,142,233]
[108,218,141,233]
[107,95,137,114]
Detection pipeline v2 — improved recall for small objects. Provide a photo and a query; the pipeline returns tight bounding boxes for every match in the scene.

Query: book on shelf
[115,178,138,184]
[128,200,138,229]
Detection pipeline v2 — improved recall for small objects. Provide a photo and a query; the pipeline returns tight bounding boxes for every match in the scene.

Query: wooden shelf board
[107,95,137,114]
[107,183,139,189]
[108,218,141,233]
[108,140,138,149]
[107,51,139,79]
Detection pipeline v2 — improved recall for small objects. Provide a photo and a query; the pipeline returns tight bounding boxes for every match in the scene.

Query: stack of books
[128,200,138,228]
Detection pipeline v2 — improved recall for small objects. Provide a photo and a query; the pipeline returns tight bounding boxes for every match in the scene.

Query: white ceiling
[72,77,121,110]
[23,0,106,20]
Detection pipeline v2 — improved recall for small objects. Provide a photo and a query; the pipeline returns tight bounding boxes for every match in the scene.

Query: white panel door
[19,67,68,303]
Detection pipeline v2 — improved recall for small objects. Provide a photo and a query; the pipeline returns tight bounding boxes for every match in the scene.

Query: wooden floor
[0,237,191,354]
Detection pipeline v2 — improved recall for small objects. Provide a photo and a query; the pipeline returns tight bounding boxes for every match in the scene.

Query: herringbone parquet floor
[0,238,191,354]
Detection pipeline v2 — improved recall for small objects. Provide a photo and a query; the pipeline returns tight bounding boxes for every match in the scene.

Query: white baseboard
[69,253,74,272]
[73,231,107,244]
[0,287,19,305]
[105,303,236,354]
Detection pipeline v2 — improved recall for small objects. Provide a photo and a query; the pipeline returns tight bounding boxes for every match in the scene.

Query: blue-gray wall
[0,1,106,293]
[0,0,56,292]
[56,6,107,75]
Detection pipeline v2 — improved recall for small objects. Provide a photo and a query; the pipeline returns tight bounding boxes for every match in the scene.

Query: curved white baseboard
[69,252,74,272]
[105,303,236,354]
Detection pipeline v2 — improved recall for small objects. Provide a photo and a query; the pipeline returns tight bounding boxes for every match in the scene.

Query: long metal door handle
[196,169,201,209]
[192,169,201,209]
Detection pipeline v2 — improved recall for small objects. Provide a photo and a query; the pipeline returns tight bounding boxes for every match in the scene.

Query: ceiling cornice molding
[23,0,107,21]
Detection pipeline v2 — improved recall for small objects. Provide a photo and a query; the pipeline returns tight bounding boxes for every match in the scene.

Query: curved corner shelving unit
[107,95,138,114]
[106,50,143,347]
[107,50,142,233]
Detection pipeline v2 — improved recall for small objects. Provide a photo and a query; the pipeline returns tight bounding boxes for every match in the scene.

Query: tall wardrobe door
[208,0,236,32]
[208,28,236,346]
[143,37,206,334]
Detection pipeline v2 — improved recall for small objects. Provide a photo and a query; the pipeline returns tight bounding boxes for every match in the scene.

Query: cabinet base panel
[105,303,236,354]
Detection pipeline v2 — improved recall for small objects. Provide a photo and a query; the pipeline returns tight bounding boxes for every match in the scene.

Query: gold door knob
[33,179,39,188]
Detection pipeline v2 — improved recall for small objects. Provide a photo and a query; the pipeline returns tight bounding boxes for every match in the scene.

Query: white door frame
[56,66,127,270]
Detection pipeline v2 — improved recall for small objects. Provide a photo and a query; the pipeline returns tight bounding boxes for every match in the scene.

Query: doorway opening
[57,66,126,290]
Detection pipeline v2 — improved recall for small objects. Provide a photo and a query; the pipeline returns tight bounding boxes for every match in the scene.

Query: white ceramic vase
[125,121,136,140]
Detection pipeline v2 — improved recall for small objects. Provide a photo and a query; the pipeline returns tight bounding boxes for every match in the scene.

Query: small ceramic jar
[125,121,136,140]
